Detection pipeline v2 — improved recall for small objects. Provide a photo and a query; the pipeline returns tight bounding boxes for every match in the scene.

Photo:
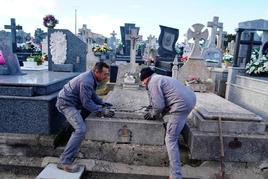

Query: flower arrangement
[92,43,109,56]
[186,76,203,84]
[245,49,268,75]
[223,54,233,65]
[185,75,213,92]
[26,54,43,65]
[43,15,58,28]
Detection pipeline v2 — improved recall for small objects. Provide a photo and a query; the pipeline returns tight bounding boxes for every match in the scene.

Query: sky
[0,0,268,42]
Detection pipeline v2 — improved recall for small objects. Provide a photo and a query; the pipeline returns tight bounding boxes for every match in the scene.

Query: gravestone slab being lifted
[85,87,166,145]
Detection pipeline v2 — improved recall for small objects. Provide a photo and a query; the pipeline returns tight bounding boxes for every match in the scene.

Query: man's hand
[144,113,155,120]
[96,109,115,118]
[102,102,113,108]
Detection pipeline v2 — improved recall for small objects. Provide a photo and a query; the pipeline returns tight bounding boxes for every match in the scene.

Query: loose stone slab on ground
[36,163,85,179]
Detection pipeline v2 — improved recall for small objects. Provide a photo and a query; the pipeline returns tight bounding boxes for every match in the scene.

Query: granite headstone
[48,29,87,72]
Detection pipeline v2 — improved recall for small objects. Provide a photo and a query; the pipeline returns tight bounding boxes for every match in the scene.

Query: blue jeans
[164,114,187,179]
[58,106,87,164]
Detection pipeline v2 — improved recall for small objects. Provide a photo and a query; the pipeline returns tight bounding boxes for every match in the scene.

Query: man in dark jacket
[140,67,196,179]
[56,62,114,172]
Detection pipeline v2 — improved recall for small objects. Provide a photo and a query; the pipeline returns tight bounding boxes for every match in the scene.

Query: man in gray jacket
[140,67,196,179]
[56,62,115,173]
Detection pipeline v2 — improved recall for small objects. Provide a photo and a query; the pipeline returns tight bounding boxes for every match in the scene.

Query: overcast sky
[0,0,268,42]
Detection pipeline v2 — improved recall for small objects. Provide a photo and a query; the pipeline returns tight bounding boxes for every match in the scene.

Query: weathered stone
[226,74,268,121]
[195,92,262,122]
[189,128,268,162]
[0,133,168,167]
[85,116,165,145]
[188,92,268,162]
[192,110,266,134]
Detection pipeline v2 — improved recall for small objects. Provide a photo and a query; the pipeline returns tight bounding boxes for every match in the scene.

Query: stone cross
[78,24,92,45]
[216,23,224,49]
[110,30,117,37]
[207,16,222,48]
[187,23,208,59]
[109,30,117,52]
[125,29,142,73]
[4,18,22,52]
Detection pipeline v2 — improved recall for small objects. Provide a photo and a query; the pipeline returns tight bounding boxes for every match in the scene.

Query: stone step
[1,155,266,179]
[0,133,168,167]
[85,114,165,145]
[236,75,268,93]
[192,110,266,134]
[189,128,268,162]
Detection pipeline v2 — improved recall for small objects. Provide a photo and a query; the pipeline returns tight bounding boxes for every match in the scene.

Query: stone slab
[192,110,266,134]
[105,87,149,112]
[189,128,268,162]
[36,163,84,179]
[0,71,79,96]
[236,75,268,94]
[0,92,64,134]
[226,75,268,121]
[195,92,262,122]
[52,64,74,72]
[0,86,33,96]
[85,115,165,145]
[238,19,268,31]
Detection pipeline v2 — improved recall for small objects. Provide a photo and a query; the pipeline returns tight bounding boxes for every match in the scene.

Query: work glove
[96,108,115,118]
[144,112,155,120]
[145,105,152,112]
[102,102,113,108]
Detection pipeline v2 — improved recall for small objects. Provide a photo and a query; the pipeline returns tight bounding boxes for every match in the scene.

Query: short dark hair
[140,67,154,81]
[93,62,109,72]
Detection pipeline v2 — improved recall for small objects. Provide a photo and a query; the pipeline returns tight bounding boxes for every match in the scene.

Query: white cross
[187,23,208,59]
[125,29,142,73]
[207,16,223,48]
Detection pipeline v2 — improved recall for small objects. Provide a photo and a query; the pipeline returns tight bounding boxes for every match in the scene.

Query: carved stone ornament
[50,31,67,64]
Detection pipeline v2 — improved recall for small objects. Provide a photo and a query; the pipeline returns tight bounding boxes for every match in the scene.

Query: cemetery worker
[56,61,115,173]
[140,67,196,179]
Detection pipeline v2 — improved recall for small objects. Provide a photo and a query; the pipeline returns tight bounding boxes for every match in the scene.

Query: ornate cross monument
[125,28,142,74]
[187,23,208,59]
[173,23,211,91]
[123,29,142,88]
[4,18,22,52]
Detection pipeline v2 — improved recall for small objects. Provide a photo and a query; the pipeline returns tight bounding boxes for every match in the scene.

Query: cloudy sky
[0,0,267,42]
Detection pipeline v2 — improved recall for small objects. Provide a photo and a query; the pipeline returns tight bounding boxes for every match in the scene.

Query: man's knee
[76,124,87,136]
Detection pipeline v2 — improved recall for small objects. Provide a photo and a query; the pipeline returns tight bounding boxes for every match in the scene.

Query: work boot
[57,163,80,173]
